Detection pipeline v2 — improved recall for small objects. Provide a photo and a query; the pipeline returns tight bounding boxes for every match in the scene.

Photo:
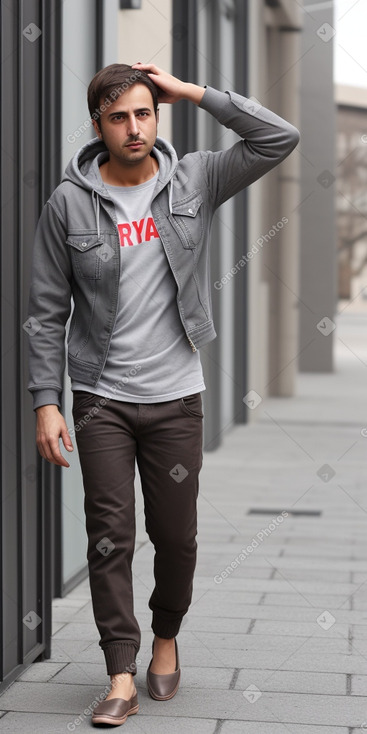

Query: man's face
[92,83,158,166]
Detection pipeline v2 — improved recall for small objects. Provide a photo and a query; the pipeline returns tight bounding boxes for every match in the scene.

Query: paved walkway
[0,310,366,733]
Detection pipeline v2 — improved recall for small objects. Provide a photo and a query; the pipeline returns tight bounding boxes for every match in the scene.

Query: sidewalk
[0,310,366,733]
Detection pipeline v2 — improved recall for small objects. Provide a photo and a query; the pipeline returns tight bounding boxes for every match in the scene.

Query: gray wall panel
[299,3,336,371]
[1,0,62,689]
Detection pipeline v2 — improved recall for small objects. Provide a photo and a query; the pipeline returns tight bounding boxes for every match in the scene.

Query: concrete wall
[299,2,336,371]
[118,0,172,142]
[246,0,302,412]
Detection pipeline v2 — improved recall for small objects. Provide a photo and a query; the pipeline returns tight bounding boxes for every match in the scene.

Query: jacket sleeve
[26,200,72,411]
[198,86,300,208]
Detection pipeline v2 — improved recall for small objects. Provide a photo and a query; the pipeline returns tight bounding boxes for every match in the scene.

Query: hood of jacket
[62,134,179,236]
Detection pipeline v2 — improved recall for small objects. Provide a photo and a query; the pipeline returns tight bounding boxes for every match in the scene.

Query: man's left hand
[131,63,205,106]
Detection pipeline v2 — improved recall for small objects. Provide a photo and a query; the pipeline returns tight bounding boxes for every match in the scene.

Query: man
[26,63,299,726]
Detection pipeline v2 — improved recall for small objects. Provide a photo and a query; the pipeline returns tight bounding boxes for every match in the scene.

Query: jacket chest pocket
[168,193,203,249]
[66,234,105,280]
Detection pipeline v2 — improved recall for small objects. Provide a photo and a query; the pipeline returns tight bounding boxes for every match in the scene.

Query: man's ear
[156,107,160,125]
[92,118,102,139]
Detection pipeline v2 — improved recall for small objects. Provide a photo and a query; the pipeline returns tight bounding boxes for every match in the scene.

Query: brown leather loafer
[146,638,181,701]
[92,691,139,726]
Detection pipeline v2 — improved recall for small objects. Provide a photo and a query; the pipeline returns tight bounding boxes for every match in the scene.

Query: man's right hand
[36,404,74,467]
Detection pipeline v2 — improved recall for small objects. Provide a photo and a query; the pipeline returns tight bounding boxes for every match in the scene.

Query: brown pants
[72,390,203,676]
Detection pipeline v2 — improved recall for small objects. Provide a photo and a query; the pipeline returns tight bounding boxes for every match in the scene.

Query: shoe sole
[92,703,139,725]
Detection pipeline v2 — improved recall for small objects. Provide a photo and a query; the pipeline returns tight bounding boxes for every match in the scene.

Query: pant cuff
[102,642,138,676]
[151,612,183,639]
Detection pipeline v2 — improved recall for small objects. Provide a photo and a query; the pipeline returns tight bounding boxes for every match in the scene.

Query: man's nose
[127,115,139,136]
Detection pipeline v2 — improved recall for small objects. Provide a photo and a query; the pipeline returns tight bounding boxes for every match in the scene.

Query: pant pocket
[179,393,203,419]
[72,390,99,412]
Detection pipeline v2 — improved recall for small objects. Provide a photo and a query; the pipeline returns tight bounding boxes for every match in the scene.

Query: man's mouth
[126,141,143,149]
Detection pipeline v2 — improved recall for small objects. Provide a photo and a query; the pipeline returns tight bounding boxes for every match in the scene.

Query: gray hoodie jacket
[26,86,299,410]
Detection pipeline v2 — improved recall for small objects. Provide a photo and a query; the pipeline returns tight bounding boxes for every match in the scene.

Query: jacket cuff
[32,388,61,411]
[198,85,229,118]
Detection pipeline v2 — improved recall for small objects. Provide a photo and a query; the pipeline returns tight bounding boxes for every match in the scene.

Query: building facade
[335,85,367,305]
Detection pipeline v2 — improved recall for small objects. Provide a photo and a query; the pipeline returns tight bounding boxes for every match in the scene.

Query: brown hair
[87,63,159,130]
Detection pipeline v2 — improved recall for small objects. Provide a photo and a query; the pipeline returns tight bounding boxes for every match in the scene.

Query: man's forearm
[181,82,206,106]
[36,404,60,414]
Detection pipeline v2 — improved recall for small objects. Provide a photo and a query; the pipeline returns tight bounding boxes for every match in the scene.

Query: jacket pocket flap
[171,193,203,217]
[66,234,103,252]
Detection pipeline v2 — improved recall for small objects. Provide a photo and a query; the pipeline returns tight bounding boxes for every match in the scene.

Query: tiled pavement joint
[346,673,352,695]
[348,626,353,654]
[247,618,256,634]
[229,668,241,689]
[213,719,225,734]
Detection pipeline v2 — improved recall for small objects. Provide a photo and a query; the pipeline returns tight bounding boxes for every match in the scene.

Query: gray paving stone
[0,712,218,734]
[52,622,100,640]
[351,625,367,638]
[47,639,103,665]
[139,688,367,726]
[184,615,252,633]
[220,724,350,734]
[351,573,367,584]
[45,662,108,685]
[183,595,262,617]
[17,662,68,682]
[0,681,108,715]
[51,598,90,623]
[193,576,359,595]
[348,639,367,657]
[37,685,365,727]
[351,597,367,610]
[204,648,367,674]
[262,592,353,608]
[51,661,234,689]
[276,558,359,576]
[51,620,67,635]
[123,714,217,734]
[184,604,360,625]
[52,606,85,624]
[251,619,350,638]
[185,631,349,654]
[351,675,367,695]
[197,541,286,555]
[66,603,95,624]
[183,593,350,619]
[64,582,91,600]
[272,569,351,582]
[235,668,346,695]
[196,563,274,579]
[0,712,99,733]
[281,544,361,557]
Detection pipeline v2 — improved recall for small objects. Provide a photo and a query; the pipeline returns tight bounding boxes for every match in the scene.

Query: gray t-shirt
[72,171,205,402]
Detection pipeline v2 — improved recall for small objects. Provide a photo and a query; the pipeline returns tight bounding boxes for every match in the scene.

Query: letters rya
[117,217,159,247]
